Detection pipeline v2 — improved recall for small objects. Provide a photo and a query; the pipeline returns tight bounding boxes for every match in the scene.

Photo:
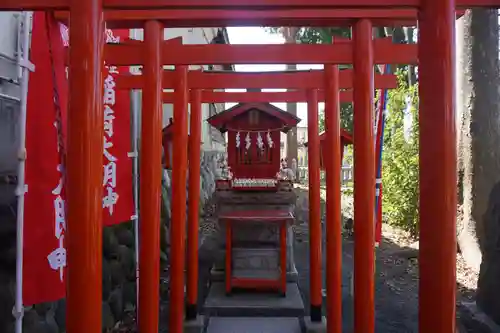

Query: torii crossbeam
[1,0,499,9]
[53,9,466,27]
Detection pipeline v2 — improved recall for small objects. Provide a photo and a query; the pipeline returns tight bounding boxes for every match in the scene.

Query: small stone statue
[291,158,298,182]
[278,158,296,181]
[344,218,354,236]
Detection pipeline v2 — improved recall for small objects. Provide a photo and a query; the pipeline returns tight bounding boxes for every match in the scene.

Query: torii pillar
[418,0,457,331]
[65,0,104,332]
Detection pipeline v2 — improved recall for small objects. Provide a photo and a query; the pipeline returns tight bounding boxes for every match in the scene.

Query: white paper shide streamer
[256,132,264,150]
[245,132,251,150]
[235,131,240,148]
[266,131,274,148]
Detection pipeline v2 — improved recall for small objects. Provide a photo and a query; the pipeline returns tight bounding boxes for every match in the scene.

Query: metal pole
[14,11,33,333]
[130,89,140,312]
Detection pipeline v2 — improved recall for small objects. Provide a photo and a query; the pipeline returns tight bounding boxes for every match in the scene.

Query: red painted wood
[163,90,355,103]
[307,89,322,313]
[4,0,496,10]
[208,103,299,180]
[65,0,104,332]
[187,89,203,310]
[219,210,294,221]
[225,219,288,295]
[63,36,182,65]
[353,19,376,333]
[54,9,466,29]
[418,0,457,331]
[169,65,189,333]
[225,223,232,294]
[208,102,300,130]
[139,20,163,333]
[305,129,352,170]
[106,41,417,66]
[116,69,398,90]
[324,64,343,333]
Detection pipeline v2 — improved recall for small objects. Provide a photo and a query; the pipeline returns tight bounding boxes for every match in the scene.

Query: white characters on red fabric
[103,186,119,215]
[103,67,119,215]
[47,163,66,281]
[104,105,115,138]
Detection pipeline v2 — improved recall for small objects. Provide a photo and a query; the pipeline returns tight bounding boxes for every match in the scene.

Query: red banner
[23,21,132,304]
[102,29,134,226]
[58,25,134,226]
[23,12,68,305]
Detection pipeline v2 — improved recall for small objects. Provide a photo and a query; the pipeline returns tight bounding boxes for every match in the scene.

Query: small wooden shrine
[206,102,301,297]
[208,102,300,189]
[162,117,201,169]
[305,128,354,170]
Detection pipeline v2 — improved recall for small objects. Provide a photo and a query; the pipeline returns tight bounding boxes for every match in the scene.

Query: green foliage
[267,25,420,235]
[296,27,350,44]
[381,70,419,236]
[318,102,353,133]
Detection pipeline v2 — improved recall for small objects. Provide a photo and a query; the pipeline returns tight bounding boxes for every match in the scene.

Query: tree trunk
[460,10,500,323]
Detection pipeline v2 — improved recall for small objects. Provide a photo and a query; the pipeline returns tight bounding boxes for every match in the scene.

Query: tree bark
[459,10,500,323]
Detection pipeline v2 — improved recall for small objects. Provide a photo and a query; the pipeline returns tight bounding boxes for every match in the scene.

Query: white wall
[0,12,22,100]
[0,12,23,178]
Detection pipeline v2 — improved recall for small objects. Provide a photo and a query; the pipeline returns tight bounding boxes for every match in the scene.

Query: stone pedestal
[304,316,327,333]
[183,315,206,333]
[211,189,298,284]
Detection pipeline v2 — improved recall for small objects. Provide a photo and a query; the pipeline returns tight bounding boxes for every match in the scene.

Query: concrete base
[183,315,207,333]
[206,317,302,333]
[304,316,327,333]
[203,282,305,317]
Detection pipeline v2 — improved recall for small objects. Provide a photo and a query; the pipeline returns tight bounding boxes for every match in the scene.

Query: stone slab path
[206,317,302,333]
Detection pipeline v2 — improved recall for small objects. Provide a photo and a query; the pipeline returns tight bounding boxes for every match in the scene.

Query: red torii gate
[107,39,405,331]
[0,0,483,332]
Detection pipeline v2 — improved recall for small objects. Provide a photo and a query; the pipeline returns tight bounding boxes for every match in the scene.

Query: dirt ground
[292,183,478,332]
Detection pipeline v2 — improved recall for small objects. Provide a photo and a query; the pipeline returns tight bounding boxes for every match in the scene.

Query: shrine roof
[304,128,353,147]
[207,102,301,133]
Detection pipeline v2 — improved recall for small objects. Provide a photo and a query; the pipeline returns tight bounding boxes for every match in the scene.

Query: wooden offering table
[221,209,294,296]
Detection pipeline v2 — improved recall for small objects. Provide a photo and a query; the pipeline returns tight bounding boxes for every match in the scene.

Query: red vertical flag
[23,12,69,305]
[102,29,134,226]
[57,26,134,226]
